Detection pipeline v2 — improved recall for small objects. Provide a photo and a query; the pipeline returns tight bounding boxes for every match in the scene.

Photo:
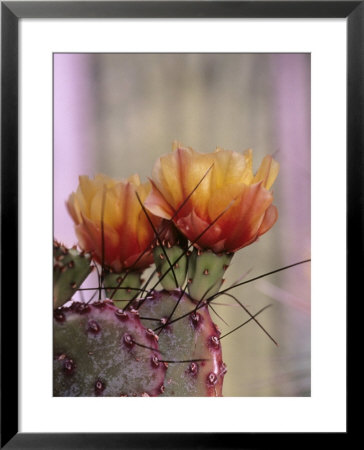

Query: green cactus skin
[53,240,93,309]
[137,290,226,396]
[153,244,187,290]
[54,300,166,396]
[187,249,233,301]
[103,270,142,308]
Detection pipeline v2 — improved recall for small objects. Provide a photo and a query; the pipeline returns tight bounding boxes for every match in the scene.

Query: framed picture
[1,1,357,447]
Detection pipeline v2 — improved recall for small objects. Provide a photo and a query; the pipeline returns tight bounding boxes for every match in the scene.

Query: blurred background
[54,53,310,396]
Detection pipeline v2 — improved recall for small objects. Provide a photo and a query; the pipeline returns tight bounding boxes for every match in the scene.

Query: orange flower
[67,174,160,272]
[145,143,279,253]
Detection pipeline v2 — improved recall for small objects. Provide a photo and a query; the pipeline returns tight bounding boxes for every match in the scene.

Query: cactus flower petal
[145,144,279,253]
[67,173,161,272]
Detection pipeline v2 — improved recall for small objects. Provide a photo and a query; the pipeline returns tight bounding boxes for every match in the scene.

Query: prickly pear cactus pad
[103,269,142,307]
[54,301,166,396]
[137,290,226,396]
[53,240,92,309]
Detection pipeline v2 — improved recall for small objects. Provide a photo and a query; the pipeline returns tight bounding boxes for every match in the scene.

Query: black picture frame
[1,1,357,448]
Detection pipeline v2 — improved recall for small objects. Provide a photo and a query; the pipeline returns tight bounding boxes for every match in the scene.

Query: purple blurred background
[54,53,311,396]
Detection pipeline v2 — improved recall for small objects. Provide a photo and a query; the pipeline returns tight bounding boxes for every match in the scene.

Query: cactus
[136,290,226,396]
[103,269,142,307]
[54,145,296,397]
[54,300,166,396]
[153,244,187,290]
[187,249,233,301]
[53,240,93,309]
[152,221,188,291]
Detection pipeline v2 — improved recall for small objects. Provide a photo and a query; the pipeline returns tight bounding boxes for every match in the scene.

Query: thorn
[70,282,77,289]
[159,253,165,260]
[203,269,209,275]
[188,278,193,284]
[174,263,179,269]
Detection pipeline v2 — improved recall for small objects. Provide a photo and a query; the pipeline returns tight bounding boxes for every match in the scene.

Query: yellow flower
[145,143,279,253]
[67,174,160,272]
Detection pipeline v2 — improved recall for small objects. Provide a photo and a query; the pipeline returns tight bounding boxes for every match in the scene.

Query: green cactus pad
[187,249,233,301]
[103,270,142,307]
[53,240,93,309]
[153,244,187,290]
[137,290,226,396]
[54,301,166,396]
